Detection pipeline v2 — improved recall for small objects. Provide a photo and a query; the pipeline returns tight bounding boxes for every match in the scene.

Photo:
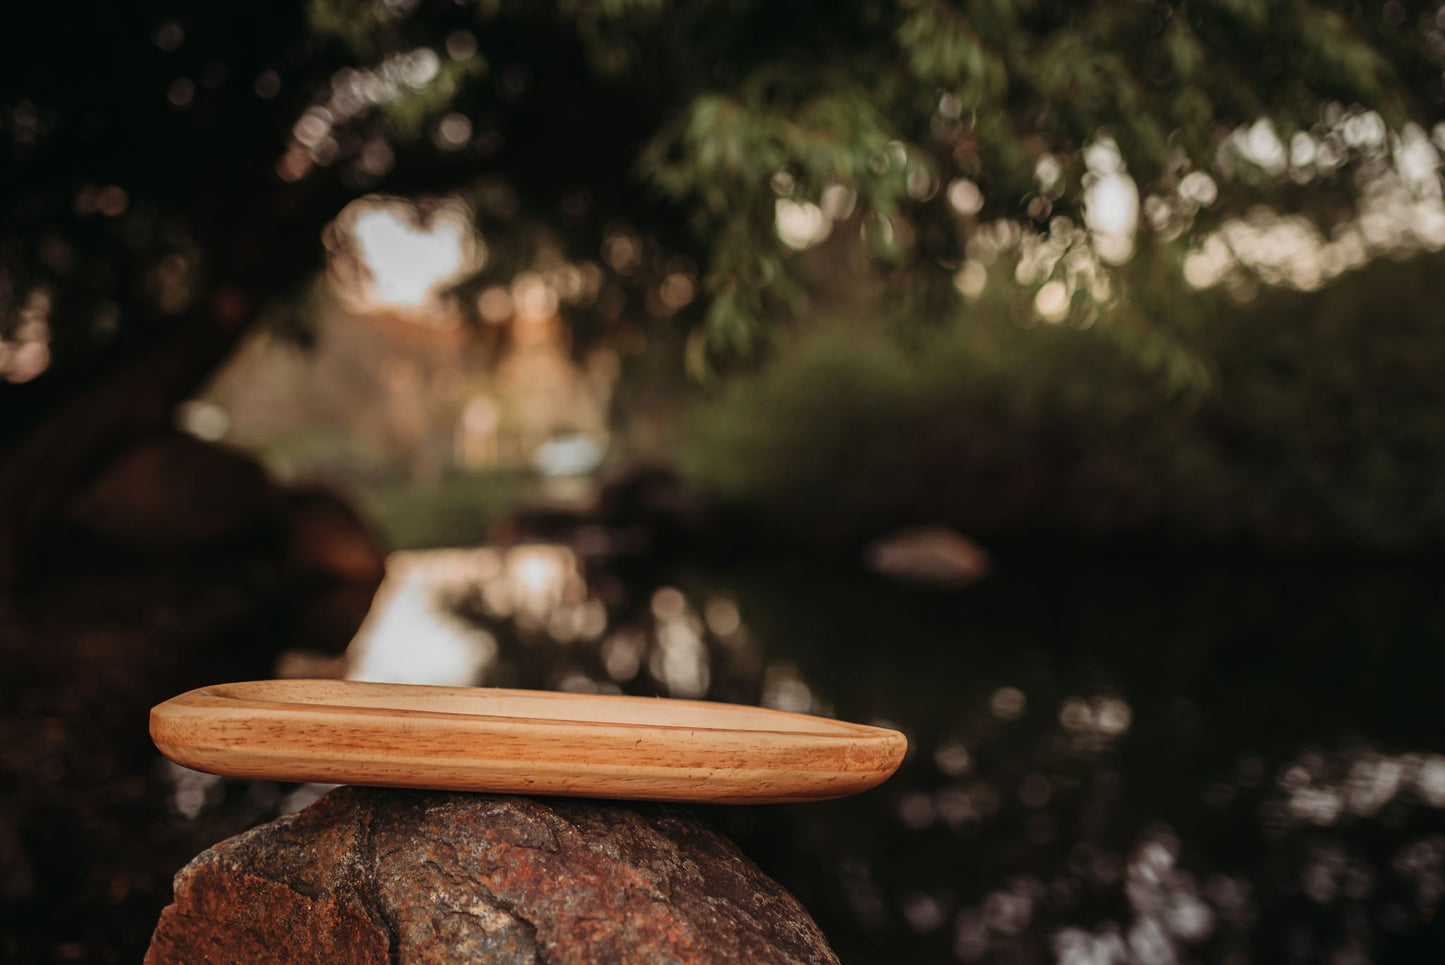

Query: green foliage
[5,0,1445,407]
[353,471,535,549]
[376,54,488,140]
[678,250,1445,550]
[298,0,1445,353]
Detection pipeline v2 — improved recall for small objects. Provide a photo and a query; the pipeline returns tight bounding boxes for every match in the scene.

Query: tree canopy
[4,0,1445,410]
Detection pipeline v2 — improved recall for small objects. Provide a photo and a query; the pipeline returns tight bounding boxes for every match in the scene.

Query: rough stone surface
[146,786,839,964]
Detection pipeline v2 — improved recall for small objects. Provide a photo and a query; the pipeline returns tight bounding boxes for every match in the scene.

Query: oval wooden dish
[150,679,908,804]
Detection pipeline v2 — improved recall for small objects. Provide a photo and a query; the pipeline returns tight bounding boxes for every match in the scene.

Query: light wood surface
[150,679,908,803]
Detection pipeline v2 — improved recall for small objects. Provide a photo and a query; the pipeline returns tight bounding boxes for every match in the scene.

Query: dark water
[78,545,1445,963]
[439,547,1445,964]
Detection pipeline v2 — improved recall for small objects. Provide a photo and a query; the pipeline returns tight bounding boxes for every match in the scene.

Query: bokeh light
[334,198,479,311]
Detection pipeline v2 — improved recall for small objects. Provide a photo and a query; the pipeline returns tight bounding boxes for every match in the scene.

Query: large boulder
[146,786,838,964]
[66,430,277,554]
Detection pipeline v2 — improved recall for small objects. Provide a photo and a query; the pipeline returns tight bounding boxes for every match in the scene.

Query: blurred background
[6,1,1445,962]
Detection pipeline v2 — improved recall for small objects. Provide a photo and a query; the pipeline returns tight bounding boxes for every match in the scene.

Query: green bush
[679,252,1445,551]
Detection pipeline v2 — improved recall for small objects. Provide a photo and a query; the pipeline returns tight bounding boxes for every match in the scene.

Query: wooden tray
[150,679,908,804]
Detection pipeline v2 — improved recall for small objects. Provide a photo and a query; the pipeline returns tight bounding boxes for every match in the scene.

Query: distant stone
[67,430,274,552]
[863,525,992,588]
[281,488,387,588]
[146,786,838,965]
[279,488,388,655]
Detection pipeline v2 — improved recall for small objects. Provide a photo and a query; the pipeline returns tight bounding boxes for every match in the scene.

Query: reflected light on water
[345,549,499,685]
[337,544,733,704]
[601,630,646,682]
[503,544,577,625]
[703,596,742,637]
[312,548,1445,961]
[1265,747,1445,828]
[1,286,52,383]
[989,686,1027,721]
[648,588,710,698]
[760,661,815,713]
[164,761,222,820]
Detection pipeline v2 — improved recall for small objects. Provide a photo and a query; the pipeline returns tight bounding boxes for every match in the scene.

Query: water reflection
[166,546,1445,962]
[345,549,499,685]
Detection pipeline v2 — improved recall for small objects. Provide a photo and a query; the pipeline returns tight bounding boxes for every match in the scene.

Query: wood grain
[150,679,908,803]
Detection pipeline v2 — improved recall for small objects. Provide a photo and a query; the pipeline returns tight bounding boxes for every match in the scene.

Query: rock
[67,430,276,553]
[863,525,992,589]
[278,488,388,656]
[3,421,387,959]
[3,450,385,958]
[146,786,839,965]
[281,488,387,588]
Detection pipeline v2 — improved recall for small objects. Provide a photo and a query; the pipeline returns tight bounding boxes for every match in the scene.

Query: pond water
[147,542,1445,964]
[323,543,1445,963]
